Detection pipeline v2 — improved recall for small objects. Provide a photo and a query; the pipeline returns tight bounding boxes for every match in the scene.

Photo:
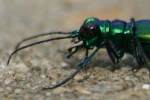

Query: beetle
[7,17,150,89]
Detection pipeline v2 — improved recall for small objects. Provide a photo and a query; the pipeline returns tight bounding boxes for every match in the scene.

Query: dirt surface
[0,0,150,100]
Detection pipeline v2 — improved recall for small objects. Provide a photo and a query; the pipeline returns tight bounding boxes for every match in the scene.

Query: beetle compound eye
[79,25,99,39]
[88,25,99,36]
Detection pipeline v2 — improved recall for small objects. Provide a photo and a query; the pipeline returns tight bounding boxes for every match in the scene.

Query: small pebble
[4,78,13,85]
[142,84,150,90]
[31,59,39,66]
[0,63,6,69]
[125,76,133,81]
[32,86,39,90]
[53,87,67,94]
[0,87,4,92]
[40,74,46,78]
[74,86,91,95]
[8,70,15,75]
[14,73,25,81]
[60,62,68,68]
[26,83,31,88]
[45,92,51,96]
[15,88,22,94]
[13,63,29,73]
[74,74,84,81]
[6,87,12,91]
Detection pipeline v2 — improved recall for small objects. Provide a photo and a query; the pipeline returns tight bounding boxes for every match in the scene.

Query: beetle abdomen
[135,20,150,43]
[135,20,150,59]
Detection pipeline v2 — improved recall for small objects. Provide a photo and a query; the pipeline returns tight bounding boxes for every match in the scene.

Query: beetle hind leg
[130,18,150,74]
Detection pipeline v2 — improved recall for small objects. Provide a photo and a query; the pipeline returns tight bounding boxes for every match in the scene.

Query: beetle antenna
[15,32,69,50]
[7,35,72,65]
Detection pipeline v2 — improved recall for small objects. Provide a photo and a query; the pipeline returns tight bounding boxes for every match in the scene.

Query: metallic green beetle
[7,17,150,89]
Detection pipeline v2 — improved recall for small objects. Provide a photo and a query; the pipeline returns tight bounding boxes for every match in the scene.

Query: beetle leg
[42,47,99,90]
[42,65,83,90]
[105,40,119,64]
[131,39,150,72]
[130,18,143,71]
[66,44,83,58]
[105,40,124,71]
[131,39,150,74]
[80,47,99,67]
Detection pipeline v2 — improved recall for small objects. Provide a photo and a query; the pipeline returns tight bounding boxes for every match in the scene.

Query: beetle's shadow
[63,52,137,71]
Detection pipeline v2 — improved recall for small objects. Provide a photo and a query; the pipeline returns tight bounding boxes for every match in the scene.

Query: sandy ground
[0,0,150,100]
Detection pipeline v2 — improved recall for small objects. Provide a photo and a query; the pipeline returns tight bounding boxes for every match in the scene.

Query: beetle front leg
[42,47,99,90]
[105,40,124,71]
[78,47,99,69]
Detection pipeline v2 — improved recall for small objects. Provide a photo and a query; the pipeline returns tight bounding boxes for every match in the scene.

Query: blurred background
[0,0,150,100]
[0,0,150,48]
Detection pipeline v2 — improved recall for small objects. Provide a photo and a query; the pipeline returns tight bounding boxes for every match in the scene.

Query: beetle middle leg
[105,40,124,71]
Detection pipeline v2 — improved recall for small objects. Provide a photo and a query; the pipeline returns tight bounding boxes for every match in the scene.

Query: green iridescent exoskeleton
[7,17,150,90]
[76,17,150,61]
